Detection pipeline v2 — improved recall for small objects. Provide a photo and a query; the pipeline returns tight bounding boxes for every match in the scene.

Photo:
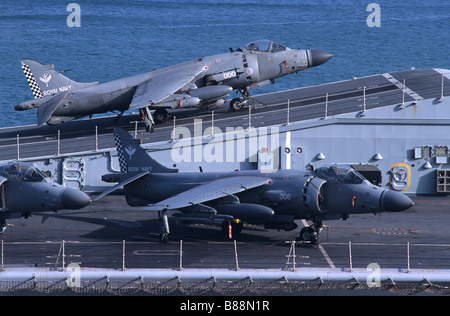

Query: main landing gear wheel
[298,219,322,245]
[154,108,169,123]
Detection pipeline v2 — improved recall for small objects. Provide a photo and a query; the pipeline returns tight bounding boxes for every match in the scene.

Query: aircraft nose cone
[308,49,333,67]
[381,190,414,212]
[62,188,91,209]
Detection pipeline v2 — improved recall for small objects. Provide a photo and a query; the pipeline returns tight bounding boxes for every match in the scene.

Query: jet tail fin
[20,59,97,99]
[113,127,178,174]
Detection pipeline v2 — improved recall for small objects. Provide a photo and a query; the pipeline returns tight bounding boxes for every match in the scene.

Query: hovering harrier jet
[16,40,332,131]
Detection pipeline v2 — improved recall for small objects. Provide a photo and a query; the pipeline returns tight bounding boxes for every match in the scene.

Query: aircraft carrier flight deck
[1,195,450,295]
[1,67,450,295]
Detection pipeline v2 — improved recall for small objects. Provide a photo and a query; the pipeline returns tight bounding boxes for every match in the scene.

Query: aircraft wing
[129,66,205,111]
[142,176,270,211]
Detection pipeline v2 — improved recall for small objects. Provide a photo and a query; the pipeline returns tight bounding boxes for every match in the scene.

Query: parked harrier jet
[0,162,91,232]
[95,128,413,243]
[15,40,332,131]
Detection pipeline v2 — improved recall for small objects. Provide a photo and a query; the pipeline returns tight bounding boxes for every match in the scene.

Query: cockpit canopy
[315,164,367,185]
[238,40,287,53]
[0,163,48,183]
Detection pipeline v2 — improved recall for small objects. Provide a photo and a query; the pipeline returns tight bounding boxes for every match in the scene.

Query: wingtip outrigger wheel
[0,220,6,234]
[144,120,154,133]
[140,107,155,133]
[153,108,169,123]
[158,210,170,243]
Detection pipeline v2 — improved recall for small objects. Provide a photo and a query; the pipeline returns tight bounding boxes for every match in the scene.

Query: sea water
[0,0,448,127]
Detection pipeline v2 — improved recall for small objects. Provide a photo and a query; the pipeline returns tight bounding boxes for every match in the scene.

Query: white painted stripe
[301,220,336,268]
[319,244,336,269]
[382,73,423,100]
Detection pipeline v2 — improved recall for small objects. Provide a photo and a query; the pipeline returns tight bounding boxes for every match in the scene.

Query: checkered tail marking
[114,133,128,173]
[21,62,43,99]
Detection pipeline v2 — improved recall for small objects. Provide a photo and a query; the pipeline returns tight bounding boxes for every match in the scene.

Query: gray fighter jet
[95,128,413,243]
[15,40,332,131]
[0,162,91,232]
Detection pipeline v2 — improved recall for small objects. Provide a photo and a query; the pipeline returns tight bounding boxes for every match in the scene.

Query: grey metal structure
[0,162,91,231]
[1,266,450,295]
[15,40,331,131]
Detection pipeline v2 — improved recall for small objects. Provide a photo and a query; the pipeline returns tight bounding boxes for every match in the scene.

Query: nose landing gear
[298,219,323,245]
[229,89,252,112]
